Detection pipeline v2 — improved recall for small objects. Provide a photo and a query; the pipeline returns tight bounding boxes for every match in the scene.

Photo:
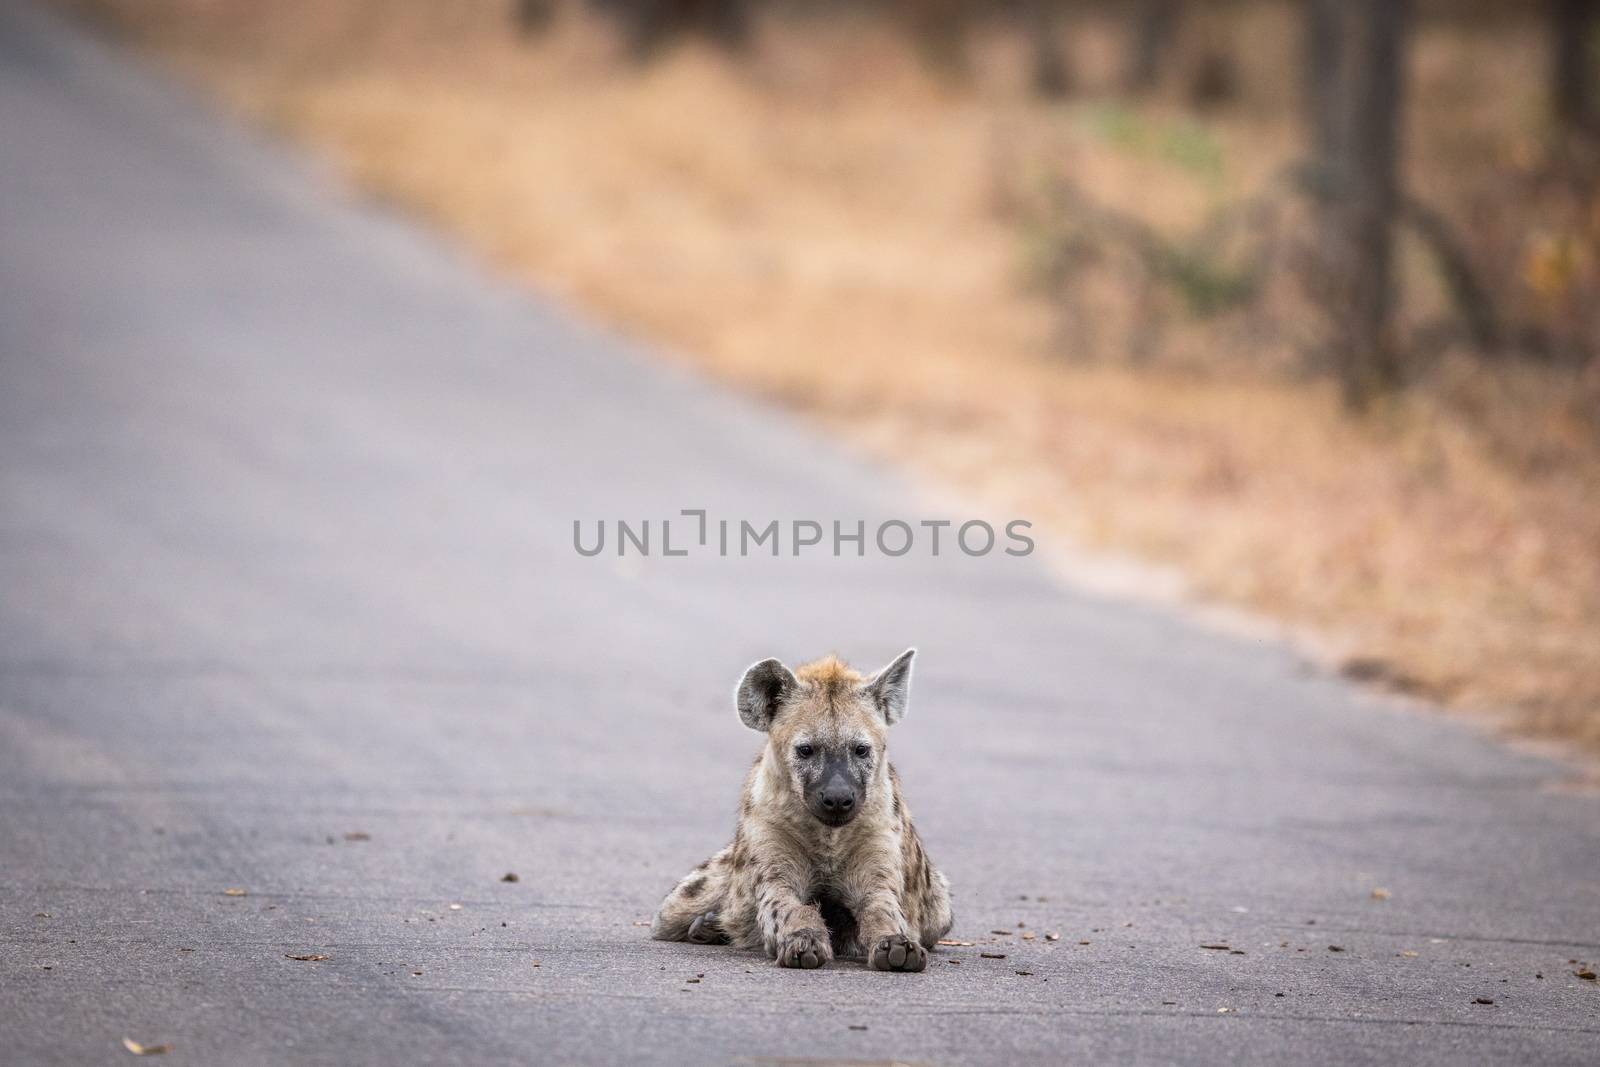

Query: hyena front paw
[868,933,927,973]
[775,927,832,969]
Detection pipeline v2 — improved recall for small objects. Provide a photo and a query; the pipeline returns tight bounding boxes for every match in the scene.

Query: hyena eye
[854,743,871,758]
[795,743,814,759]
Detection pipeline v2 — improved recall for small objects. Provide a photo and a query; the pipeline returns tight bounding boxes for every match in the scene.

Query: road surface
[1,2,1597,1063]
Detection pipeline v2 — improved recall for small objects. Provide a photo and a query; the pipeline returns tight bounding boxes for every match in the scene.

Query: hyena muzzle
[650,648,953,971]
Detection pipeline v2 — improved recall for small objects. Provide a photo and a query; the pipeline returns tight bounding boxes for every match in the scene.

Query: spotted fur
[651,649,952,971]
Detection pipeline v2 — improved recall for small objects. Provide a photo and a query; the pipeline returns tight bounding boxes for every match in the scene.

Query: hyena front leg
[756,879,832,969]
[851,881,928,973]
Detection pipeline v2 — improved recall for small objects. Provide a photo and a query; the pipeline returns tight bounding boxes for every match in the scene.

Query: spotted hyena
[651,649,952,971]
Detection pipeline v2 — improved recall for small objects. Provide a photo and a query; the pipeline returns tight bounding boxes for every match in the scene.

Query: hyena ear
[864,647,916,726]
[736,658,800,733]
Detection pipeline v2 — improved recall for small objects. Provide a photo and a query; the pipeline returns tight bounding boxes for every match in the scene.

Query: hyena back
[651,649,953,971]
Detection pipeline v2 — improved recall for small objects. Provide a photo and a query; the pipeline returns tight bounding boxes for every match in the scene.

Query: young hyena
[651,649,952,971]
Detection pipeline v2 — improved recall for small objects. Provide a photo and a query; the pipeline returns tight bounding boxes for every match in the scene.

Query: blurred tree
[1127,0,1179,92]
[1187,49,1237,109]
[590,0,749,59]
[1186,2,1240,108]
[1551,0,1599,134]
[901,0,971,79]
[1029,0,1073,99]
[1305,0,1413,409]
[514,0,557,38]
[1124,1,1235,108]
[1304,0,1344,168]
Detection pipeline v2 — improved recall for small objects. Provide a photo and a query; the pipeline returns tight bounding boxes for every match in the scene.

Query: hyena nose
[821,790,854,812]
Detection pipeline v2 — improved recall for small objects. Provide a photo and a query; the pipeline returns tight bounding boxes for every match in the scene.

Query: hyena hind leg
[650,852,732,944]
[916,869,954,949]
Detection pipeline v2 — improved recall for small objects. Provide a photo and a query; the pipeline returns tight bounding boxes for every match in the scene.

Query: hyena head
[735,649,916,829]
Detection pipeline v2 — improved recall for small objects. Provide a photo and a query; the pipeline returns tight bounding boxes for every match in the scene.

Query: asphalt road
[2,3,1598,1063]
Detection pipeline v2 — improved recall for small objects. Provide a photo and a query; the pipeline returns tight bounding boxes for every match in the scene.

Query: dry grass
[66,0,1600,752]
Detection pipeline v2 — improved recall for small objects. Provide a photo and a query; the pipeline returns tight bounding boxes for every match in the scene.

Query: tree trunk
[1127,0,1178,92]
[593,0,749,60]
[903,0,970,80]
[514,0,556,39]
[1551,0,1599,134]
[1304,0,1345,185]
[1307,0,1411,410]
[1029,0,1072,99]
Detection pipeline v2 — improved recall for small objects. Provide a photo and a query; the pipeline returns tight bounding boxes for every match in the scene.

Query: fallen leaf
[1371,887,1391,900]
[122,1039,171,1056]
[848,1024,867,1031]
[501,873,520,883]
[632,921,650,927]
[1401,951,1419,958]
[1327,945,1345,952]
[937,938,975,947]
[1014,969,1033,976]
[285,954,329,962]
[1474,997,1495,1005]
[990,929,1013,936]
[686,978,700,984]
[979,952,1007,959]
[1044,932,1060,942]
[1216,1007,1235,1014]
[1021,932,1036,941]
[1200,944,1230,951]
[222,888,247,897]
[342,832,371,842]
[1577,970,1597,980]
